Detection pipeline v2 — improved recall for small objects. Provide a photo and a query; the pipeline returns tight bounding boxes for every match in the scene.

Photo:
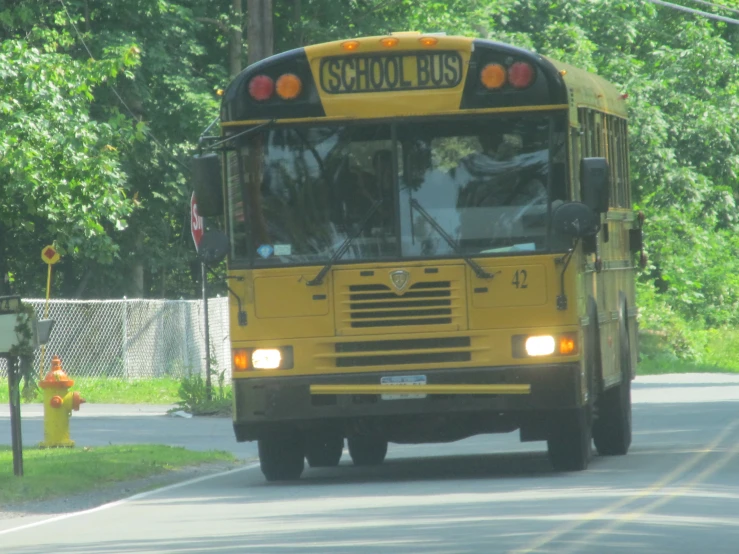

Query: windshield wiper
[410,199,496,280]
[306,200,383,286]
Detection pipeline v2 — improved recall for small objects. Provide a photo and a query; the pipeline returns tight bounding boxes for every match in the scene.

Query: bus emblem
[390,270,410,292]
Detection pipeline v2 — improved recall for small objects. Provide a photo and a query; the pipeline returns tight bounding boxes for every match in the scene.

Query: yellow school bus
[193,32,643,481]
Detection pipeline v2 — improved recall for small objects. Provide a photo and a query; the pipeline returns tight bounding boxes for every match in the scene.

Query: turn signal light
[342,40,360,51]
[419,36,438,47]
[248,75,274,101]
[480,63,507,89]
[276,73,302,100]
[508,62,535,89]
[380,37,399,48]
[233,348,249,372]
[559,335,577,355]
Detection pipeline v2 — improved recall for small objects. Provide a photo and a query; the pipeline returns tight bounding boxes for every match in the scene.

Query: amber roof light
[480,63,507,89]
[276,74,302,100]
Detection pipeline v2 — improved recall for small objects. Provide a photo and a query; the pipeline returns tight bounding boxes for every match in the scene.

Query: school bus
[192,32,644,481]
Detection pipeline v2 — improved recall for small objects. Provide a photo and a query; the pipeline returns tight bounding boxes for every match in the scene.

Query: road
[1,374,739,553]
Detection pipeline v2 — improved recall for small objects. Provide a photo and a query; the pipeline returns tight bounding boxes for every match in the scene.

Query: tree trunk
[247,0,274,65]
[294,0,303,47]
[130,234,145,298]
[130,261,145,298]
[230,0,244,77]
[74,269,93,299]
[0,221,9,296]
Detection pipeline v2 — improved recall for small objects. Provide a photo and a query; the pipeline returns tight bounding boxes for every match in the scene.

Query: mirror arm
[556,238,580,311]
[203,120,275,151]
[206,266,248,326]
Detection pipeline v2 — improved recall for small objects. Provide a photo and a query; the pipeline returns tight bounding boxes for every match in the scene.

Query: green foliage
[174,372,232,416]
[2,0,739,362]
[174,352,232,416]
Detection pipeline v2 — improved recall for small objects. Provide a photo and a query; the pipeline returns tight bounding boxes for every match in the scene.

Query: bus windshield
[227,116,567,266]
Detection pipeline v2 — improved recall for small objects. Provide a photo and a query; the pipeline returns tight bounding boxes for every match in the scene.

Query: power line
[645,0,739,25]
[685,0,739,17]
[59,0,191,173]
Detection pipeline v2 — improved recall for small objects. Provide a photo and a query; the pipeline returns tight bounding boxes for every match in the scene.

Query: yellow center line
[562,435,739,553]
[510,419,739,554]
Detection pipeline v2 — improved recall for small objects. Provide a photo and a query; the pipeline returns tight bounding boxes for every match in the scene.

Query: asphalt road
[1,374,739,553]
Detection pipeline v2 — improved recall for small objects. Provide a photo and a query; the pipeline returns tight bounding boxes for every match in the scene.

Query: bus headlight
[512,334,578,358]
[233,347,294,372]
[252,349,282,369]
[525,336,556,357]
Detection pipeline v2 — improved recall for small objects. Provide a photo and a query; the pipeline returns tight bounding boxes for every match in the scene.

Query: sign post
[191,194,212,401]
[39,245,60,377]
[1,295,25,477]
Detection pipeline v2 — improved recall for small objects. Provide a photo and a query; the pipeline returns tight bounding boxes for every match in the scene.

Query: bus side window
[570,125,581,200]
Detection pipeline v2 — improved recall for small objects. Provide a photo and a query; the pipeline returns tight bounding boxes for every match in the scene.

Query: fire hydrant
[39,356,85,448]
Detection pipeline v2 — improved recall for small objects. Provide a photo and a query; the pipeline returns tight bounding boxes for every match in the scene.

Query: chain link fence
[0,297,231,381]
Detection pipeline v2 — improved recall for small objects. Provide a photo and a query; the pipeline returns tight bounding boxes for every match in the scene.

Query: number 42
[511,269,528,289]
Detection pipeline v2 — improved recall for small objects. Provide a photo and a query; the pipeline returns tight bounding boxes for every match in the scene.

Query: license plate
[380,374,427,400]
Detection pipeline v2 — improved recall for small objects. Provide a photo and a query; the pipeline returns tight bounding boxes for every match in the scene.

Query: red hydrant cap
[72,391,86,411]
[50,395,63,408]
[39,356,75,389]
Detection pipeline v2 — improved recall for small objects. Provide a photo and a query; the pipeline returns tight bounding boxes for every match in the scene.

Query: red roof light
[508,62,535,89]
[249,75,274,101]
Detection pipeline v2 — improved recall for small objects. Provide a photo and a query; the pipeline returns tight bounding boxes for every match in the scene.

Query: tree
[0,38,136,295]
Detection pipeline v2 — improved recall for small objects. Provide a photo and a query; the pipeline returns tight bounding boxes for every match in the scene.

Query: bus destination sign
[319,51,463,94]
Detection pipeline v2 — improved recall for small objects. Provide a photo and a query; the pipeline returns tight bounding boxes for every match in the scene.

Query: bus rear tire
[348,436,388,466]
[306,435,344,468]
[258,434,304,482]
[547,408,592,471]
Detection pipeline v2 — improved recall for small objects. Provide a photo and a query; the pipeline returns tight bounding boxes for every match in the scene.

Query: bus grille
[334,337,472,368]
[347,281,454,328]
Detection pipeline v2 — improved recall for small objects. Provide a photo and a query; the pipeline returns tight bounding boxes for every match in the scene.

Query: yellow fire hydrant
[39,356,85,448]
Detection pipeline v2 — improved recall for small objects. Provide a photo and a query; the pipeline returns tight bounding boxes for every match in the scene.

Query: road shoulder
[0,458,253,530]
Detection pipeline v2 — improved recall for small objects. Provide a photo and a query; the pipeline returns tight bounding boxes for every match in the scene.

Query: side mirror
[552,202,600,239]
[198,230,229,264]
[580,157,609,214]
[191,154,224,217]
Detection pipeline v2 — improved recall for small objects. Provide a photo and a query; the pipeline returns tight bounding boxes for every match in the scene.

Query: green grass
[637,328,739,375]
[0,377,182,405]
[637,359,739,375]
[0,444,236,506]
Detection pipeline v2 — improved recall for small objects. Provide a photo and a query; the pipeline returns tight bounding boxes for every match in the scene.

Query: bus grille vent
[334,336,471,367]
[347,281,454,328]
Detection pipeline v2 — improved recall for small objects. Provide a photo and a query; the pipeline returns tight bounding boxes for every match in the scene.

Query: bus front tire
[348,436,388,466]
[593,317,633,456]
[306,436,344,468]
[547,408,592,471]
[258,435,304,482]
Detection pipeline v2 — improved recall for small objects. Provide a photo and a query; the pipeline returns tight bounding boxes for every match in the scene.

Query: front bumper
[233,363,582,441]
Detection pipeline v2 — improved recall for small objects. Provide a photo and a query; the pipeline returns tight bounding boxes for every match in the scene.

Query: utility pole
[247,0,274,65]
[230,0,244,77]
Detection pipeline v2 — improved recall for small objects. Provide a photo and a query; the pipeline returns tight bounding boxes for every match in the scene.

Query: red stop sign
[191,192,204,250]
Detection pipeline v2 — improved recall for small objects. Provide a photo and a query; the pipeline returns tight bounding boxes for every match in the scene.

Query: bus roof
[220,34,627,124]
